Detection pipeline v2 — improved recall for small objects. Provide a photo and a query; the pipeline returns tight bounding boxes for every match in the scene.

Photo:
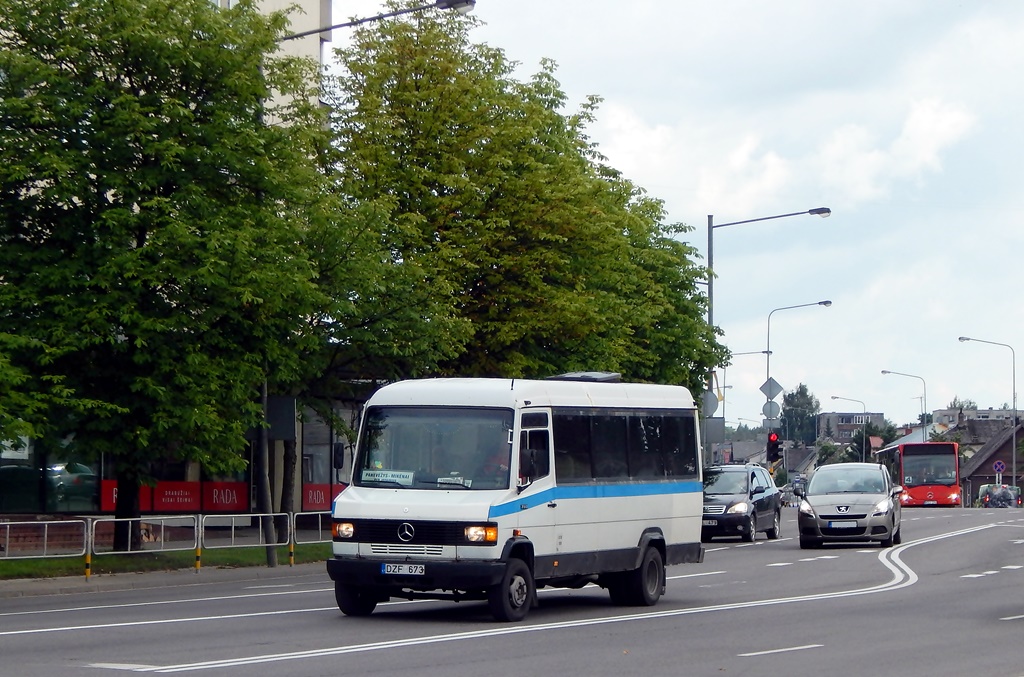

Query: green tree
[947,396,978,410]
[781,384,820,446]
[815,440,859,466]
[323,1,723,391]
[0,0,331,546]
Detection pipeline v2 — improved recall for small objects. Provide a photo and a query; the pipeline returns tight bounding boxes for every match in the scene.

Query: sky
[329,0,1024,430]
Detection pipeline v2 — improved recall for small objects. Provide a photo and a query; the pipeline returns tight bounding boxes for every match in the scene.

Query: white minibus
[327,374,705,622]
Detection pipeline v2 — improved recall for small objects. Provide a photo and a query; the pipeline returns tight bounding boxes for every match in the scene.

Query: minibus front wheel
[488,558,534,622]
[335,582,379,617]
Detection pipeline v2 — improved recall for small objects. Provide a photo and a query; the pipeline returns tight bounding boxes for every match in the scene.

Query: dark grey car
[795,462,902,549]
[702,463,782,542]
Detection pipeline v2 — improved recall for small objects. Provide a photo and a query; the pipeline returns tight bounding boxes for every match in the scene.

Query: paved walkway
[0,560,329,599]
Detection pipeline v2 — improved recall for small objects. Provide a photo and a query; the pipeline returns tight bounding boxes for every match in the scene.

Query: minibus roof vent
[545,371,622,383]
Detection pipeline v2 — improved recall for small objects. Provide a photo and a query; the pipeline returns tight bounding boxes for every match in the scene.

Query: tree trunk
[276,438,297,539]
[257,379,278,566]
[113,472,142,552]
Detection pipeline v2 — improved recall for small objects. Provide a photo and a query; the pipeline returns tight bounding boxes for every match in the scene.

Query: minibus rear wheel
[624,546,664,606]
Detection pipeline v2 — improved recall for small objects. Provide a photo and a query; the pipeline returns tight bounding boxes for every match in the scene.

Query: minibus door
[515,419,558,560]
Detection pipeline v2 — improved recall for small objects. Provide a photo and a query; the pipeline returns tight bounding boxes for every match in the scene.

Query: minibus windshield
[353,406,514,490]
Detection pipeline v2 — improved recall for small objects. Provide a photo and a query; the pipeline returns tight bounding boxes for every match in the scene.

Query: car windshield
[807,468,886,494]
[704,470,748,495]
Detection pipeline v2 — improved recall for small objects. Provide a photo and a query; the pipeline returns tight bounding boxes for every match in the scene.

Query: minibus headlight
[332,522,355,539]
[465,525,498,543]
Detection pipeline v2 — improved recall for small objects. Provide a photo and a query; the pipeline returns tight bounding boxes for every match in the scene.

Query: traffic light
[767,432,782,463]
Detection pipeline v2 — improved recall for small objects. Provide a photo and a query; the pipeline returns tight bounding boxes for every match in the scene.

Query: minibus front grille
[348,519,487,546]
[370,543,445,556]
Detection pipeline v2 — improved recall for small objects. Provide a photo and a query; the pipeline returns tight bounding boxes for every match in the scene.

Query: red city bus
[874,442,961,506]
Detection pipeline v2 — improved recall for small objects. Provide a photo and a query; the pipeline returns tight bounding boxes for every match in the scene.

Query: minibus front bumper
[327,557,507,592]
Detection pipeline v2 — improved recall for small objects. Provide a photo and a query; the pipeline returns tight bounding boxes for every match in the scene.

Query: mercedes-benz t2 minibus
[327,375,705,622]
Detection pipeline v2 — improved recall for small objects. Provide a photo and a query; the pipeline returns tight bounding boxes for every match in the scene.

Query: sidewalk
[0,560,329,599]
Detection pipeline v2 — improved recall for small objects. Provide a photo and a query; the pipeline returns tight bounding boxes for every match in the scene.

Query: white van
[327,375,705,622]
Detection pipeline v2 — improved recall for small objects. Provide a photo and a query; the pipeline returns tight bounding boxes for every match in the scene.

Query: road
[1,508,1022,676]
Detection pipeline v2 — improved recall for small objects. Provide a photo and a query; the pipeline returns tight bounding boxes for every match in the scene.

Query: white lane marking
[0,606,338,637]
[668,571,726,580]
[738,644,823,657]
[0,586,329,619]
[93,525,998,673]
[90,665,159,671]
[766,563,792,567]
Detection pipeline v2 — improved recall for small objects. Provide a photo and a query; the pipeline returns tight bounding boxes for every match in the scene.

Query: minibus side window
[519,429,550,481]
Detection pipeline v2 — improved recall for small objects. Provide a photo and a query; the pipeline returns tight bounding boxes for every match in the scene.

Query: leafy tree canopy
[781,384,820,446]
[322,1,724,393]
[0,0,331,486]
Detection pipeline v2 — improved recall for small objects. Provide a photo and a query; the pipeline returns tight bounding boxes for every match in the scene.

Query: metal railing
[0,519,88,560]
[90,515,199,555]
[0,510,335,576]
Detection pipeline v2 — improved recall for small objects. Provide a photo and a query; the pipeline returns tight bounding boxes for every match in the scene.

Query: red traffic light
[767,432,781,463]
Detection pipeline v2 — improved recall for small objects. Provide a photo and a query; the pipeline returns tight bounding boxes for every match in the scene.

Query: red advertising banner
[302,483,346,511]
[202,481,249,512]
[100,480,153,512]
[153,481,201,512]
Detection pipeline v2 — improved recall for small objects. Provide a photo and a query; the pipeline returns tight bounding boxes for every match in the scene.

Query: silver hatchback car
[794,462,903,549]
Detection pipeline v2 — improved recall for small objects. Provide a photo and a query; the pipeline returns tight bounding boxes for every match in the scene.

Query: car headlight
[798,499,814,516]
[332,521,355,539]
[872,497,892,516]
[726,502,750,515]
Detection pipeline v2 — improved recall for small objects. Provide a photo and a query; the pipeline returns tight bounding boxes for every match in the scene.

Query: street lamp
[281,0,476,41]
[706,208,830,331]
[881,370,928,441]
[831,395,867,462]
[764,301,832,426]
[721,350,770,420]
[704,207,830,393]
[959,336,1017,489]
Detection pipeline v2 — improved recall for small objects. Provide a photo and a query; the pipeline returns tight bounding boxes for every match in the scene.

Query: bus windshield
[353,407,514,490]
[901,453,958,487]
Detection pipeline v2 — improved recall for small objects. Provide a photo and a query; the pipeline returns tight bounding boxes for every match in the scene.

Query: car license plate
[702,519,717,526]
[381,563,425,575]
[828,520,857,528]
[924,500,937,505]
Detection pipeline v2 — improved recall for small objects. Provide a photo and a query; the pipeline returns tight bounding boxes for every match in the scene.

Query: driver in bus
[477,442,512,484]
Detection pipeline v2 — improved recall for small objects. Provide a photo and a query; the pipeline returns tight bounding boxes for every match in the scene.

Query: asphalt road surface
[1,507,1022,677]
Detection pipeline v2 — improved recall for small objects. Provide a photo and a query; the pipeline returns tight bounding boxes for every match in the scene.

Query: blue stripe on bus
[487,480,703,519]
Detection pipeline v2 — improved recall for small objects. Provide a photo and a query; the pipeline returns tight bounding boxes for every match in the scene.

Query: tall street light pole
[281,0,476,40]
[765,301,832,426]
[706,207,831,331]
[832,395,867,461]
[722,350,770,420]
[705,208,831,396]
[881,370,928,441]
[262,0,475,566]
[959,336,1017,489]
